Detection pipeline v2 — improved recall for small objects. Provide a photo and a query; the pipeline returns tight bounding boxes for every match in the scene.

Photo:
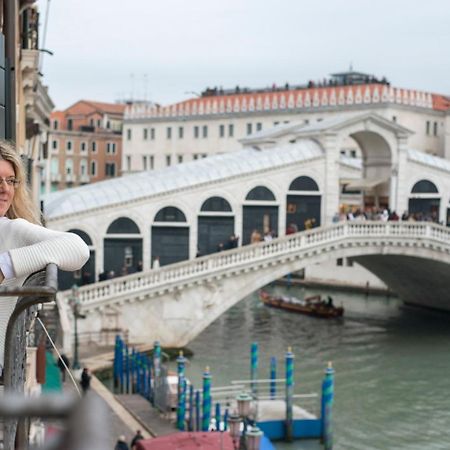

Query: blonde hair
[0,141,41,224]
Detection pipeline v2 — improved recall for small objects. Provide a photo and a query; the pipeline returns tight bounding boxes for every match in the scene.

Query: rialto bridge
[41,112,450,350]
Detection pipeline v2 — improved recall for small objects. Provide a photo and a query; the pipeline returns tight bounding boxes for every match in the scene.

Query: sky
[37,0,450,110]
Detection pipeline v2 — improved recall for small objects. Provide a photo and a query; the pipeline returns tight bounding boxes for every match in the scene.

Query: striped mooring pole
[322,362,335,450]
[195,390,201,431]
[270,356,277,399]
[153,340,161,378]
[215,402,221,431]
[285,347,294,442]
[250,342,259,396]
[188,384,194,431]
[202,366,212,431]
[177,351,187,430]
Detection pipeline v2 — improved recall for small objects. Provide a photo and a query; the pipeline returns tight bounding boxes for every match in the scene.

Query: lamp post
[231,392,253,450]
[68,284,85,370]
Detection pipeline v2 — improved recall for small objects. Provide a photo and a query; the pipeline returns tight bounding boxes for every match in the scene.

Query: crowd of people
[333,207,440,224]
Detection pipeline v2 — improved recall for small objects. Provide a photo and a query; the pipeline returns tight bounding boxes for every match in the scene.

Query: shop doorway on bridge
[408,179,440,222]
[242,186,278,245]
[286,176,321,232]
[198,196,235,255]
[59,229,95,289]
[152,206,189,266]
[104,217,143,278]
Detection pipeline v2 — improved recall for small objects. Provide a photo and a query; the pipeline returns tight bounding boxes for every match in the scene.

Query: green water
[179,286,450,450]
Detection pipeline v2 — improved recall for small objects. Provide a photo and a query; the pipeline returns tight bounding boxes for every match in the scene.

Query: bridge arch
[198,196,235,255]
[104,217,143,277]
[243,185,279,244]
[286,174,321,231]
[152,206,189,266]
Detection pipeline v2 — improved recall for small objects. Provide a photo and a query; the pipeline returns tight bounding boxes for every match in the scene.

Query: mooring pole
[322,362,335,450]
[250,342,259,396]
[202,367,212,431]
[285,347,294,442]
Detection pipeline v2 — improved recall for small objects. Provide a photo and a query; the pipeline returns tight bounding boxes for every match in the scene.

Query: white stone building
[122,72,450,173]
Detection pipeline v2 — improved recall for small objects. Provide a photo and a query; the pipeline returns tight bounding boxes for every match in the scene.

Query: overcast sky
[37,0,450,110]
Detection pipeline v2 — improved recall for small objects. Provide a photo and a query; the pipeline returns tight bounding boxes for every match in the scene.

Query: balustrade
[58,222,450,308]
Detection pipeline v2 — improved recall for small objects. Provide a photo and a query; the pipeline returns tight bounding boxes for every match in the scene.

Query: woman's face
[0,160,15,217]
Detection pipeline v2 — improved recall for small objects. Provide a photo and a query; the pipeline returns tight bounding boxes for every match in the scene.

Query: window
[91,160,97,176]
[246,123,253,135]
[80,141,87,152]
[143,128,148,140]
[426,121,430,135]
[274,121,279,126]
[91,141,97,152]
[346,258,353,267]
[337,258,343,266]
[178,154,183,163]
[178,126,184,139]
[105,162,116,176]
[350,150,357,158]
[67,119,73,131]
[106,121,111,129]
[53,120,58,130]
[193,154,199,160]
[166,155,171,166]
[90,118,94,127]
[256,122,262,131]
[52,140,58,150]
[149,155,154,169]
[106,142,116,154]
[194,126,199,138]
[228,124,234,137]
[433,121,438,136]
[150,128,155,140]
[65,158,73,175]
[97,119,101,127]
[392,116,397,123]
[127,129,132,140]
[126,156,131,171]
[80,159,88,177]
[66,140,73,151]
[143,155,148,170]
[202,125,208,138]
[219,124,225,138]
[167,127,172,139]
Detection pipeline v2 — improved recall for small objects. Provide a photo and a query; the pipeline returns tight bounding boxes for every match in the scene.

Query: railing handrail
[60,221,450,308]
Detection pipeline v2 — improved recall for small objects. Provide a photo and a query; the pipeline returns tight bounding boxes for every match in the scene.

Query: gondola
[259,290,344,318]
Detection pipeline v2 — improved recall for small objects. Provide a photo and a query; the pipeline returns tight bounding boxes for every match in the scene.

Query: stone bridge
[57,221,450,352]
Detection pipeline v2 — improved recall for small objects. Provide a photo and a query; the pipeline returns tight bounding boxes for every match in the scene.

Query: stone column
[322,133,340,225]
[395,135,410,216]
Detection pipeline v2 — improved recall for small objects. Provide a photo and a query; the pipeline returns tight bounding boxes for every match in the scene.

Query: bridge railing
[58,221,450,308]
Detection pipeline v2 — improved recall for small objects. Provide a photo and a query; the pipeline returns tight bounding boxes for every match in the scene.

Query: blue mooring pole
[215,402,221,431]
[177,351,187,430]
[322,362,335,450]
[250,342,259,396]
[285,347,294,442]
[270,356,277,400]
[188,384,194,431]
[125,345,130,394]
[202,367,212,431]
[195,390,201,431]
[223,408,229,431]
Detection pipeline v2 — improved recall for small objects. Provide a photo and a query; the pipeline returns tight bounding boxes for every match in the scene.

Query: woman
[0,142,89,370]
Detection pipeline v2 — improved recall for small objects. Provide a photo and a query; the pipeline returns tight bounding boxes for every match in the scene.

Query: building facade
[43,100,125,193]
[122,72,450,173]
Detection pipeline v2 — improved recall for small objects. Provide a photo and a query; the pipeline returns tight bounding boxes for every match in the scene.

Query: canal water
[178,285,450,450]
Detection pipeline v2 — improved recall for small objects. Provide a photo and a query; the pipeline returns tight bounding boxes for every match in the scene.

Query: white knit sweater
[0,217,90,368]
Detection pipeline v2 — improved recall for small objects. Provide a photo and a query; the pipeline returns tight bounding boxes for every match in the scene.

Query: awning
[344,178,389,191]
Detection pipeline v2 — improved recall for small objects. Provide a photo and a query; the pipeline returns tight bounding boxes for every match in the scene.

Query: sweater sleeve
[8,219,90,278]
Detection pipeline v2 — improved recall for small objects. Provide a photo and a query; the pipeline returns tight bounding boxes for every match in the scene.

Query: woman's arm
[7,219,90,278]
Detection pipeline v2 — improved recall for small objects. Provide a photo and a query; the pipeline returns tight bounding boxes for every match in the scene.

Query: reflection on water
[183,286,450,450]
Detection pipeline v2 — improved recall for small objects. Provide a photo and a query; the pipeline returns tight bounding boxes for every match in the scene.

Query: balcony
[65,174,77,183]
[79,125,95,133]
[79,174,90,184]
[50,173,61,182]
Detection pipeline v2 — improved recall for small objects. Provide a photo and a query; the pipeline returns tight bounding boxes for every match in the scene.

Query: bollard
[188,384,194,431]
[270,356,277,400]
[285,347,294,442]
[195,390,201,431]
[177,351,187,430]
[202,367,212,431]
[250,342,259,396]
[215,402,221,431]
[322,362,335,450]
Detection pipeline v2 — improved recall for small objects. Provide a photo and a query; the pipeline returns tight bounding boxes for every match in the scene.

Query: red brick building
[43,100,125,193]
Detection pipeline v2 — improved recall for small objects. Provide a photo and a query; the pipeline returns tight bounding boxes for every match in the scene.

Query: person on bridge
[0,141,89,373]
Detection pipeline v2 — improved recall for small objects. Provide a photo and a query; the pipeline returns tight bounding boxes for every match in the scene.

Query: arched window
[107,217,140,234]
[68,229,93,245]
[246,186,276,201]
[200,197,232,212]
[289,176,319,191]
[154,206,187,222]
[411,179,438,194]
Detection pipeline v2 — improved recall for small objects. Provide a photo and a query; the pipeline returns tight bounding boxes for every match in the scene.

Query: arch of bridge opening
[243,185,278,244]
[152,206,189,266]
[59,228,95,289]
[104,217,142,277]
[286,175,321,232]
[408,179,440,222]
[198,197,235,255]
[347,130,393,211]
